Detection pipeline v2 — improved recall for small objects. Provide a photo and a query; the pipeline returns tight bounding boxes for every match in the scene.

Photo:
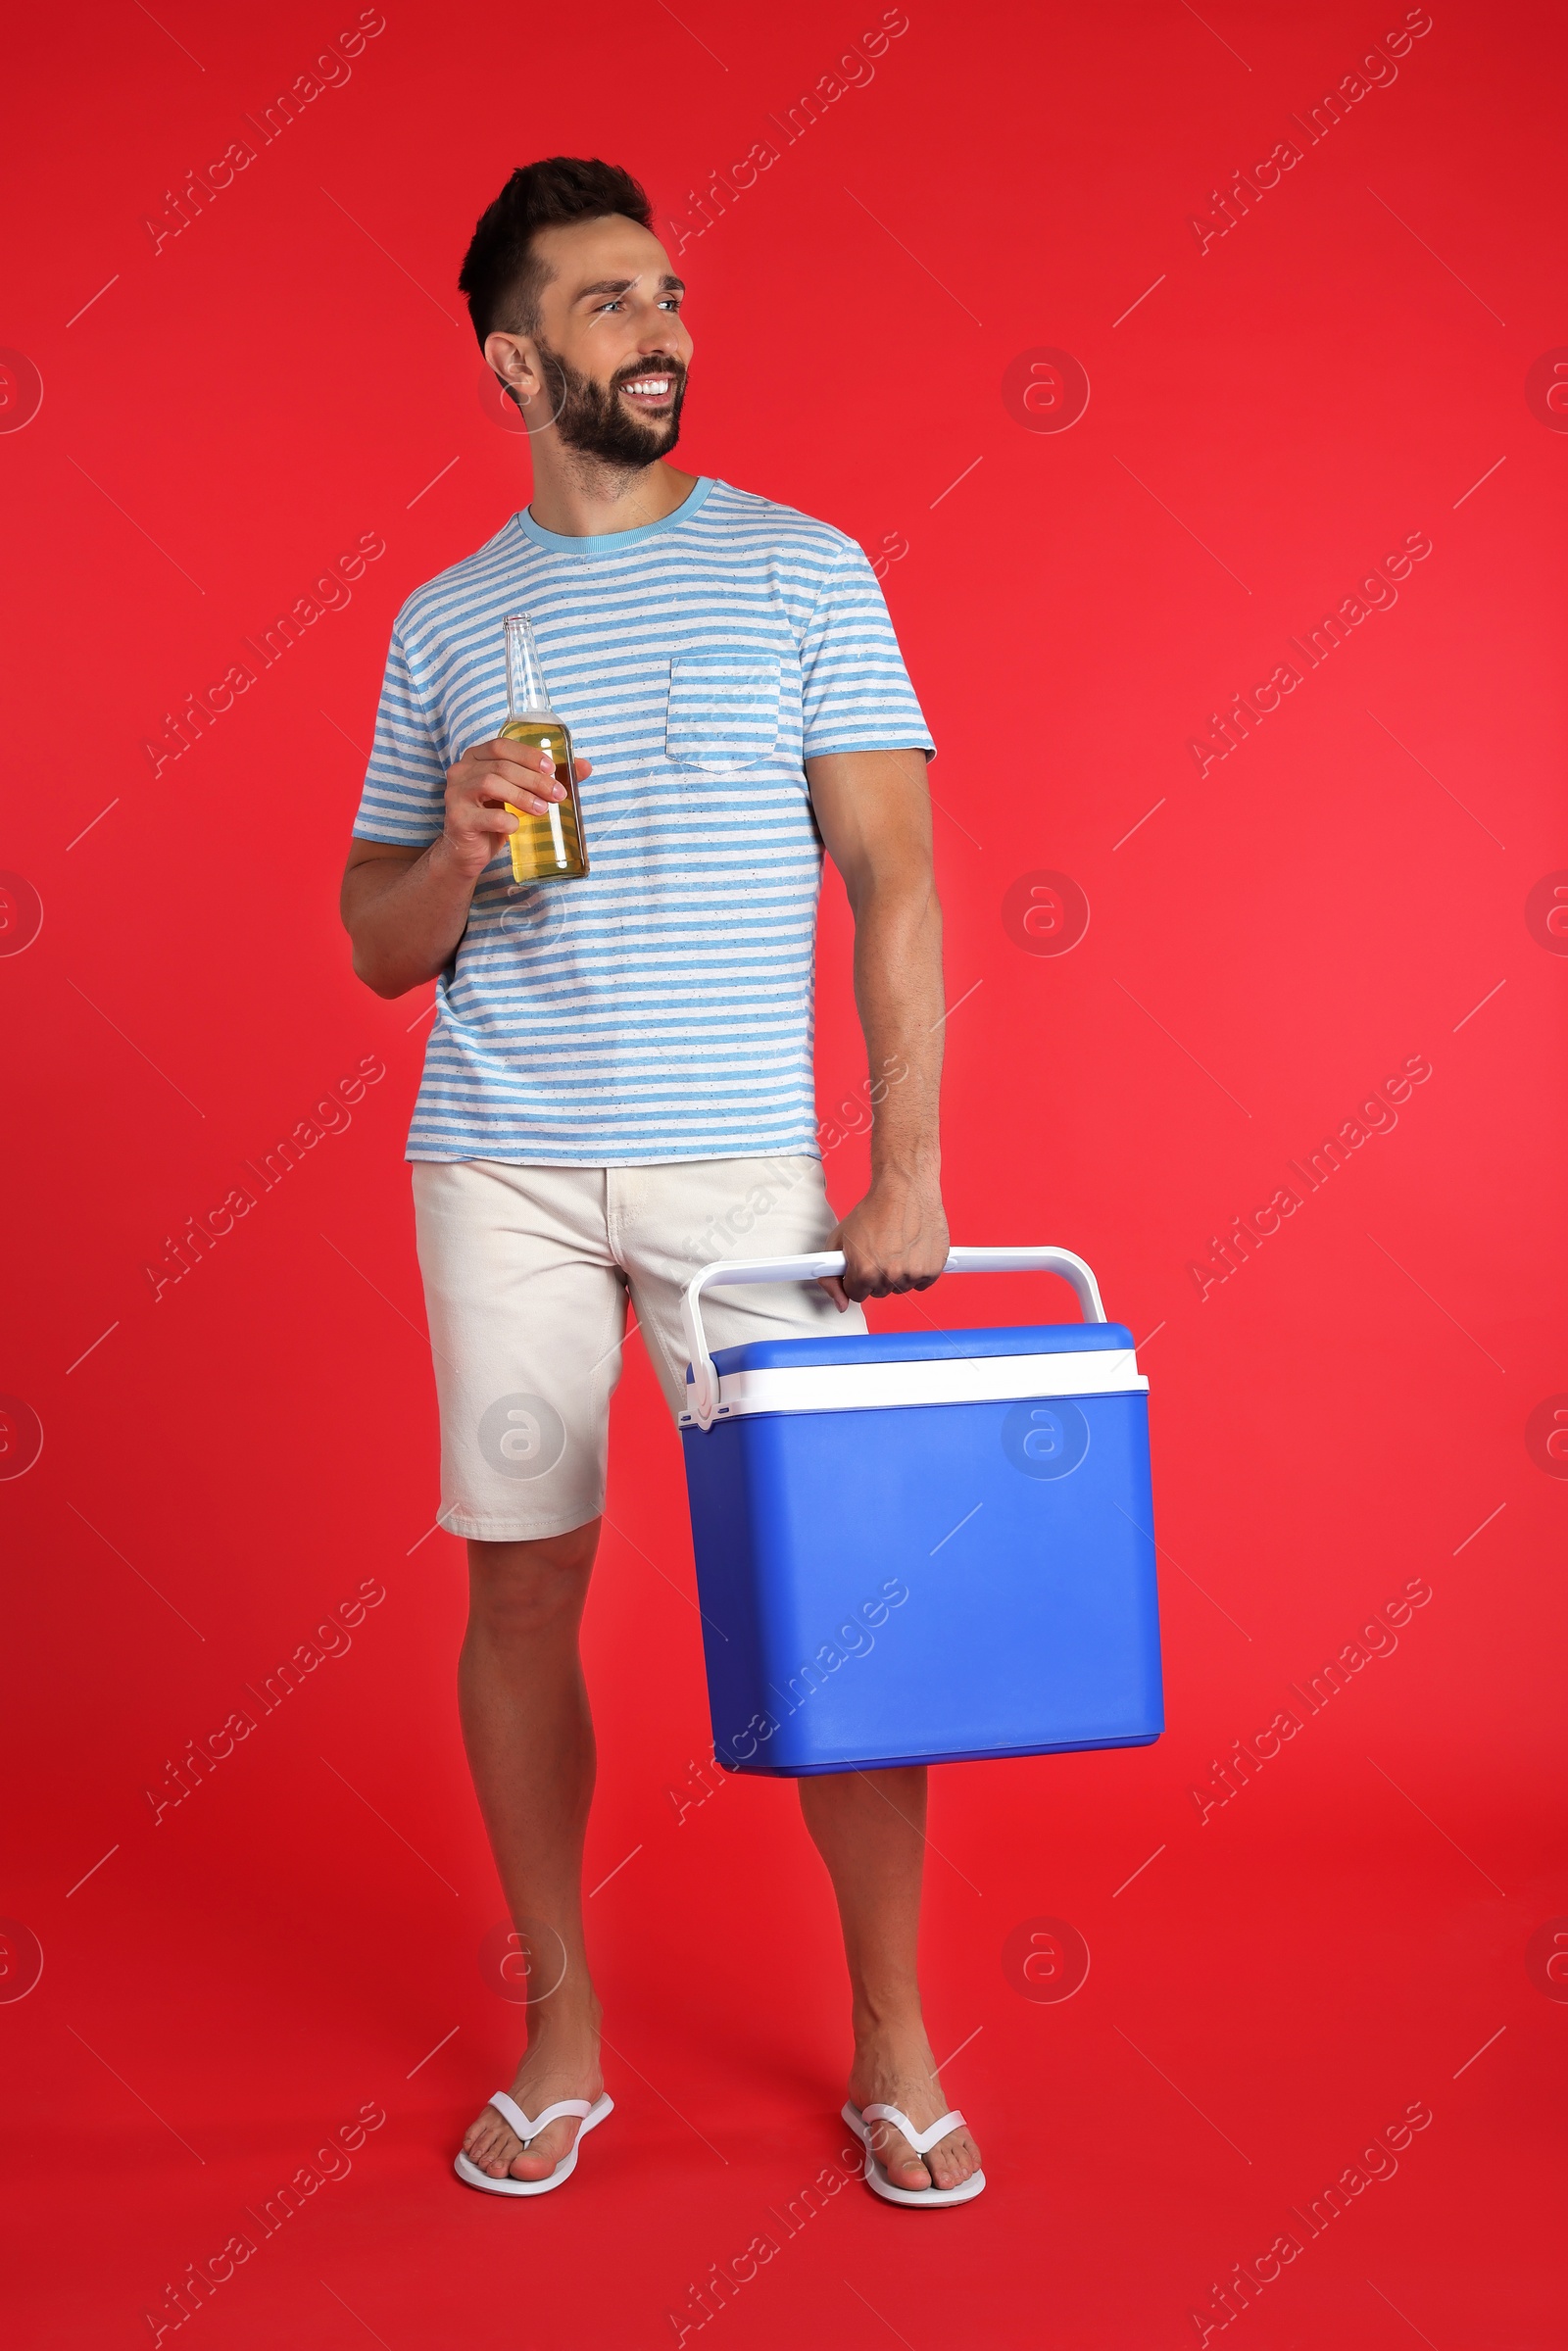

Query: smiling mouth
[617,372,678,408]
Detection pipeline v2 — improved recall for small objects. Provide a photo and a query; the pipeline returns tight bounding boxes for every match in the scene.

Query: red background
[3,2,1565,2344]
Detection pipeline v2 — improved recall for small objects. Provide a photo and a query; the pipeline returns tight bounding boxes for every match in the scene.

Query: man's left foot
[848,2021,982,2192]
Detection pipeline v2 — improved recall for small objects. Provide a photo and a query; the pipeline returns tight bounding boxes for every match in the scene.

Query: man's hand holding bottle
[435,736,595,882]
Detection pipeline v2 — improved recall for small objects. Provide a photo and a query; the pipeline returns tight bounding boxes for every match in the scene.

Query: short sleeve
[799,540,934,760]
[351,624,447,844]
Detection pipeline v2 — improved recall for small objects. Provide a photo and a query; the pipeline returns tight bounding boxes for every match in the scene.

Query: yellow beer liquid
[499,718,589,885]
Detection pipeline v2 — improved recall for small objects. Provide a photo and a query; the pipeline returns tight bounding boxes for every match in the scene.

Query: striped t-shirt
[353,475,934,1164]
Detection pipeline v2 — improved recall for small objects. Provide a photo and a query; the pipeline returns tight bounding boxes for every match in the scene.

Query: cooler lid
[680,1322,1149,1427]
[704,1321,1139,1378]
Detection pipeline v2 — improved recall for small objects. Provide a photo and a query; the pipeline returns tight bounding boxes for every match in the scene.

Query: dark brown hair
[458,157,654,348]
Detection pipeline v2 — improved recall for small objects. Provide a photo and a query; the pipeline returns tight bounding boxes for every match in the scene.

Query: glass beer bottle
[498,612,589,885]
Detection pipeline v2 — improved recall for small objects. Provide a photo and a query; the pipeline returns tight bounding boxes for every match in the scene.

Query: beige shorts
[412,1155,867,1542]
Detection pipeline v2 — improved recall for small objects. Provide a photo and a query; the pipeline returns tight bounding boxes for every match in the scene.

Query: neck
[525,439,698,538]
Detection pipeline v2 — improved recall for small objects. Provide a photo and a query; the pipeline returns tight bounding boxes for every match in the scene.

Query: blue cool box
[679,1255,1164,1777]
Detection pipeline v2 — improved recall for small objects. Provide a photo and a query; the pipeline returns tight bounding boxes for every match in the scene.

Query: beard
[529,336,688,468]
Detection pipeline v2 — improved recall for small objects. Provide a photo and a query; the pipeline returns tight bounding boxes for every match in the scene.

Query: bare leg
[798,1767,981,2192]
[457,1522,605,2183]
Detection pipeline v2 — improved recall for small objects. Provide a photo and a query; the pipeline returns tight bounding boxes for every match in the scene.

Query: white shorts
[412,1155,866,1542]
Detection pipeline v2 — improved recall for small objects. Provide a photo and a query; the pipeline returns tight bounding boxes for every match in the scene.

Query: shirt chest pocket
[664,652,783,769]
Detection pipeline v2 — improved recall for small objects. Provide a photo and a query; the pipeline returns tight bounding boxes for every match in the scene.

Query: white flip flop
[454,2088,613,2196]
[842,2099,986,2207]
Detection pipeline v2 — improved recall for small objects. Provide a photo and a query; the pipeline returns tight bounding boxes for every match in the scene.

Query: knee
[467,1524,598,1639]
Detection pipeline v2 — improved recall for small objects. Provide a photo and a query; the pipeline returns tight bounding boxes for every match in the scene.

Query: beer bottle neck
[504,614,555,719]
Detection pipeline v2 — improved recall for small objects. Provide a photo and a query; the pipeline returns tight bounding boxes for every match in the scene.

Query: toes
[926,2130,979,2189]
[508,2121,575,2180]
[866,2119,981,2192]
[464,2117,520,2178]
[870,2127,933,2192]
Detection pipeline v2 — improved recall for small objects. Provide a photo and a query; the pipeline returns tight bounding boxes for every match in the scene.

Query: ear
[483,327,543,409]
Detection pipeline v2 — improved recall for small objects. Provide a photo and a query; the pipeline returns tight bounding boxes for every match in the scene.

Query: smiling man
[340,156,981,2207]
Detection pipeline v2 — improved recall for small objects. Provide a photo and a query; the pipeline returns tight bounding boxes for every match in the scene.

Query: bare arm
[340,736,594,999]
[806,747,948,1304]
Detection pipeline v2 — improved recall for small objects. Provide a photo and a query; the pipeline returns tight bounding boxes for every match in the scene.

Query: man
[341,156,982,2203]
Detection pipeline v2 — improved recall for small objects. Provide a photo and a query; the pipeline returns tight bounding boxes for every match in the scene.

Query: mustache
[610,357,687,393]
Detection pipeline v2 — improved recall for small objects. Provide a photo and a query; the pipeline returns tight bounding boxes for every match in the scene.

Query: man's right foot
[461,2021,604,2183]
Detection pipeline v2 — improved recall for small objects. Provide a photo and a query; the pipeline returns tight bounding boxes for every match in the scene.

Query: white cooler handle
[681,1245,1108,1430]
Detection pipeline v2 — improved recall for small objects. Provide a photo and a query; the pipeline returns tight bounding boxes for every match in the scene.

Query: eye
[596,298,625,315]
